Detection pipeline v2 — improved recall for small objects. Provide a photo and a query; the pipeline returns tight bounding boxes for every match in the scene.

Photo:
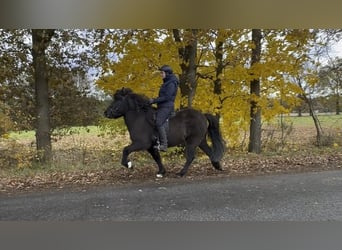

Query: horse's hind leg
[147,147,166,177]
[199,139,223,171]
[177,144,196,177]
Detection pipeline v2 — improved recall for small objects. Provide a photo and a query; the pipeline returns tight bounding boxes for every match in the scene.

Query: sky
[329,40,342,58]
[315,39,342,66]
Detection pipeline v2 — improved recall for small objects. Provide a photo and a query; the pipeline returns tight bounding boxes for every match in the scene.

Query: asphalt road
[1,170,342,221]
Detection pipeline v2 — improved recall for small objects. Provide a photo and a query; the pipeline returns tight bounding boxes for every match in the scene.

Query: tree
[190,29,252,148]
[289,30,327,146]
[195,29,251,114]
[32,29,55,163]
[0,29,34,130]
[248,29,262,153]
[1,29,104,163]
[0,101,13,137]
[172,29,198,108]
[295,73,325,146]
[49,67,103,128]
[318,57,342,115]
[96,29,180,102]
[95,29,323,151]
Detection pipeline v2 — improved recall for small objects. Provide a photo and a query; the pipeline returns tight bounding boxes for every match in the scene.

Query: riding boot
[155,125,168,152]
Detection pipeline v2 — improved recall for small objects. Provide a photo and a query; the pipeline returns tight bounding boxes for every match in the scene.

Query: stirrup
[153,140,160,150]
[159,144,167,152]
[153,143,167,152]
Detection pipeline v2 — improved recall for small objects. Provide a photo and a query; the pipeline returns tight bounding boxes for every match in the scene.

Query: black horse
[104,88,225,177]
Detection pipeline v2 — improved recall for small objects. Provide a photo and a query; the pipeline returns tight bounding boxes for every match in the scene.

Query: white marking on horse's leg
[156,174,163,178]
[127,161,132,169]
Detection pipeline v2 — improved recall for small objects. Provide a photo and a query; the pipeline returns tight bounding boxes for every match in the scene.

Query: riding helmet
[159,65,173,74]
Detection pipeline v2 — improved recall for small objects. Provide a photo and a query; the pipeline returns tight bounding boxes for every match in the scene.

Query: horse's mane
[129,93,150,108]
[114,87,155,114]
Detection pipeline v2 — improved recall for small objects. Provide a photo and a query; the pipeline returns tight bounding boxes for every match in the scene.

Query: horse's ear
[114,88,124,100]
[122,88,133,96]
[115,87,133,98]
[116,88,126,97]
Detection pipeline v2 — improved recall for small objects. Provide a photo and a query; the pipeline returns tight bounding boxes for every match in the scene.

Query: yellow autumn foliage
[0,139,35,169]
[96,29,318,149]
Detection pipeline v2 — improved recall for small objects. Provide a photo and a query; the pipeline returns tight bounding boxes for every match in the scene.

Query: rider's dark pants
[156,106,173,127]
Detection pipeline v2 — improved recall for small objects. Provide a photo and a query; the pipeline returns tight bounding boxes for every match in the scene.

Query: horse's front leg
[147,147,166,178]
[121,143,143,169]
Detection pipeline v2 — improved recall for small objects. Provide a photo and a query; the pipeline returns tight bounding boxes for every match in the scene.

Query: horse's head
[104,88,133,119]
[104,88,151,119]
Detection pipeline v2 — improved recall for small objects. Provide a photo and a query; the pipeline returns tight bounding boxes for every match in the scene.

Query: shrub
[0,102,14,138]
[98,118,127,136]
[0,139,35,169]
[317,129,341,147]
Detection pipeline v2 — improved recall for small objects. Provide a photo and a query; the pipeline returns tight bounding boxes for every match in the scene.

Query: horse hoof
[127,161,133,169]
[176,172,185,177]
[213,162,223,170]
[156,174,163,178]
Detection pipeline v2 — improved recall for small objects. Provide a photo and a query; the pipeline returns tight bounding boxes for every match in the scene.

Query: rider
[149,65,179,151]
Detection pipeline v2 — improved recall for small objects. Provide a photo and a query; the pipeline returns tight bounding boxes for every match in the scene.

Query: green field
[283,114,342,127]
[9,126,102,140]
[9,114,341,140]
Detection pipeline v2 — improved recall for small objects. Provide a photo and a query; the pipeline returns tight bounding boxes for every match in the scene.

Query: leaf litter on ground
[1,148,341,195]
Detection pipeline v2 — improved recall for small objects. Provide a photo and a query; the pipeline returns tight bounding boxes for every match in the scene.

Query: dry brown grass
[1,116,341,195]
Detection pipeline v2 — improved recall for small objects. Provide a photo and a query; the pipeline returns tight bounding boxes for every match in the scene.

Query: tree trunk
[248,29,262,154]
[297,78,324,146]
[298,108,302,117]
[336,93,340,115]
[308,97,323,146]
[213,34,224,114]
[172,29,198,108]
[32,29,54,163]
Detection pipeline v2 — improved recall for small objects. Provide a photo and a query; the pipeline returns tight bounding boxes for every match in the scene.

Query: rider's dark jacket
[151,73,179,108]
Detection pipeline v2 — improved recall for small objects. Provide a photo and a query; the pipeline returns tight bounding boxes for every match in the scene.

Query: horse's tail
[205,113,226,162]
